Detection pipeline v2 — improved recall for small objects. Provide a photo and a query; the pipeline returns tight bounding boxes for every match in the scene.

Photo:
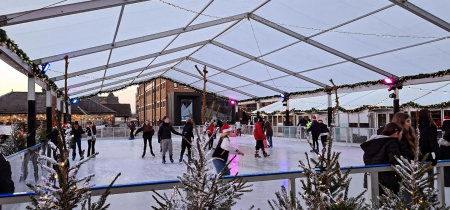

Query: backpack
[0,154,15,194]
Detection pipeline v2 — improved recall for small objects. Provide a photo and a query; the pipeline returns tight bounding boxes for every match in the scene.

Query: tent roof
[2,0,450,101]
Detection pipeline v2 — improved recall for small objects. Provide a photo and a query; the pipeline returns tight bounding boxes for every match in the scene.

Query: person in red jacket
[207,122,217,150]
[254,118,270,158]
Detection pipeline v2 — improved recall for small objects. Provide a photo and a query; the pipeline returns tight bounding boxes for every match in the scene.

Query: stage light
[42,63,50,73]
[280,93,285,98]
[230,100,235,105]
[383,77,394,85]
[72,99,79,104]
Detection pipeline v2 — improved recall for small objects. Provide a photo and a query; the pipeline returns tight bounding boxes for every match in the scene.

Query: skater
[418,109,439,188]
[207,122,217,150]
[180,119,194,163]
[318,120,329,151]
[307,116,321,152]
[235,121,242,137]
[439,129,450,187]
[86,121,97,157]
[254,118,269,158]
[361,122,402,195]
[157,116,182,164]
[129,121,136,140]
[212,124,244,175]
[442,116,450,136]
[298,117,308,139]
[136,120,155,158]
[71,121,85,161]
[392,113,418,160]
[264,119,273,148]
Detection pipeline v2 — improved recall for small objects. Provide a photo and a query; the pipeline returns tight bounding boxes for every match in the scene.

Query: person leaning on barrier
[361,122,403,195]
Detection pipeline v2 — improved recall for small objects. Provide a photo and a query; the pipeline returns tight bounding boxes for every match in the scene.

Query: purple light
[384,77,394,84]
[230,100,236,105]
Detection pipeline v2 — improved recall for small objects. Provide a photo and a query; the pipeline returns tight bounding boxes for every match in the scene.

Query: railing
[1,159,448,207]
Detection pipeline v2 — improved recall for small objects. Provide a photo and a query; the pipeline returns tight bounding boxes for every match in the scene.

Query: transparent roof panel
[362,38,450,76]
[68,81,104,95]
[45,51,110,78]
[152,47,200,64]
[409,0,450,23]
[228,61,288,82]
[70,89,100,99]
[255,0,391,37]
[190,81,227,93]
[190,0,263,25]
[190,44,249,69]
[207,74,252,88]
[104,59,152,77]
[168,22,234,50]
[270,76,321,93]
[109,35,175,63]
[3,8,120,59]
[55,71,105,87]
[176,60,221,76]
[116,1,197,42]
[105,72,141,82]
[263,42,345,73]
[312,6,449,58]
[300,62,385,86]
[1,0,89,15]
[237,84,279,97]
[163,70,199,84]
[215,20,298,56]
[216,90,251,101]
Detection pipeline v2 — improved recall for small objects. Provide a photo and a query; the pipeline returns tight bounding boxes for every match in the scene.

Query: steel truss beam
[65,58,182,90]
[0,0,152,27]
[389,0,450,33]
[250,14,398,78]
[51,40,207,81]
[210,41,328,87]
[172,67,256,98]
[34,13,247,64]
[69,68,168,96]
[188,58,285,93]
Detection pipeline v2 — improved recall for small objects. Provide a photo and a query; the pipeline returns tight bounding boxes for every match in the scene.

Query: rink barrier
[5,142,45,159]
[1,160,449,207]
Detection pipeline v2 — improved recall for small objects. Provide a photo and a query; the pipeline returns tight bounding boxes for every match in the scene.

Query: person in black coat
[0,153,14,195]
[158,116,182,164]
[418,109,439,164]
[442,116,450,136]
[318,120,329,151]
[179,119,194,163]
[71,121,85,161]
[307,116,321,152]
[392,113,418,161]
[360,122,403,195]
[439,134,450,187]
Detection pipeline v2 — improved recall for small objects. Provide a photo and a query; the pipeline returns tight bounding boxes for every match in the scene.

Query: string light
[54,174,58,179]
[155,0,444,40]
[61,162,65,166]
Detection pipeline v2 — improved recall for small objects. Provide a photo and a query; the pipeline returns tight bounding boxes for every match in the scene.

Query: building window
[174,83,178,89]
[184,85,188,89]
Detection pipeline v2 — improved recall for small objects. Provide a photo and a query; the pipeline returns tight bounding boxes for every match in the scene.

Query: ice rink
[5,135,450,209]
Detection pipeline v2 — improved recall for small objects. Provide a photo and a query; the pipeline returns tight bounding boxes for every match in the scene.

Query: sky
[0,60,137,114]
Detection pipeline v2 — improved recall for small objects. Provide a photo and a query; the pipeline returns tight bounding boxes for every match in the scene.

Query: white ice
[5,135,450,210]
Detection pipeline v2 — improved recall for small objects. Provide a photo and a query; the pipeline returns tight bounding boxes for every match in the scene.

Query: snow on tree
[0,123,27,156]
[268,79,369,210]
[152,66,252,210]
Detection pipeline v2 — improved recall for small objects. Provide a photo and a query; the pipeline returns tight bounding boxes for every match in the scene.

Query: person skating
[207,122,217,150]
[264,119,273,148]
[361,122,402,196]
[318,120,329,152]
[128,121,136,140]
[235,121,242,137]
[158,116,182,164]
[135,120,155,158]
[71,121,85,161]
[418,109,439,188]
[212,124,244,175]
[392,113,418,161]
[307,116,321,152]
[86,121,97,157]
[254,118,269,158]
[180,119,194,163]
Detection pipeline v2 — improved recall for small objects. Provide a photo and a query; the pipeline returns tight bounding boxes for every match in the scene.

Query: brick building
[135,78,236,126]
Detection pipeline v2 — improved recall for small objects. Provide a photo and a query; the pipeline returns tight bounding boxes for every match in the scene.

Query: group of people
[360,109,450,200]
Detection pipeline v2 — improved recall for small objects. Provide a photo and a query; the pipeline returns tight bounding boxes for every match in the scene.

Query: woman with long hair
[86,121,97,157]
[180,119,194,163]
[361,122,402,195]
[135,120,155,158]
[418,109,439,165]
[157,116,182,164]
[391,113,418,160]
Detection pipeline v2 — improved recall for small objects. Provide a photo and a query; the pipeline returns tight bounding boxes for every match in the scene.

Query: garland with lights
[74,76,230,101]
[255,100,450,115]
[0,29,64,96]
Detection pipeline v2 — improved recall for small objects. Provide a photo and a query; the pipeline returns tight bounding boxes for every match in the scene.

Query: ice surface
[5,135,450,209]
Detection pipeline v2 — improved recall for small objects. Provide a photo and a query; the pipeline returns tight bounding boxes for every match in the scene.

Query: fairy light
[61,162,65,166]
[54,174,58,179]
[155,0,443,40]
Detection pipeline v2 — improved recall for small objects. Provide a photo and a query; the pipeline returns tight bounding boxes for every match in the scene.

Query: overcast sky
[0,60,137,114]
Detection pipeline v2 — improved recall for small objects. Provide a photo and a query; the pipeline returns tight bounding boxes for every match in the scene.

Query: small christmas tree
[0,123,27,156]
[152,65,252,210]
[268,79,368,210]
